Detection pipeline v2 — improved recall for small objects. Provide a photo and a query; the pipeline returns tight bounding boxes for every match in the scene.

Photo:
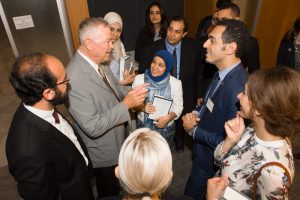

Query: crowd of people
[5,0,300,200]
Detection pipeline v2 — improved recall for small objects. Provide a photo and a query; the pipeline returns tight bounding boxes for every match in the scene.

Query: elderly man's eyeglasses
[56,78,70,86]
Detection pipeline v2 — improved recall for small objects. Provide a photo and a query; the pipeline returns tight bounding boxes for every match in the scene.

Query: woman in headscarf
[104,12,135,85]
[132,50,183,148]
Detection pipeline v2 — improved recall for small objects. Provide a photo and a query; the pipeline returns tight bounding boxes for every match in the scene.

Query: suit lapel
[211,64,244,99]
[20,104,88,164]
[179,39,186,79]
[75,53,111,92]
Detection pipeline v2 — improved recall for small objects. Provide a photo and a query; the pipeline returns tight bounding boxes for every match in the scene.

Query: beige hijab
[104,12,126,60]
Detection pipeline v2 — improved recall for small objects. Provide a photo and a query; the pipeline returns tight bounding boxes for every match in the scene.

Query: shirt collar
[23,103,54,122]
[165,38,182,53]
[254,134,285,148]
[78,50,100,75]
[218,61,241,81]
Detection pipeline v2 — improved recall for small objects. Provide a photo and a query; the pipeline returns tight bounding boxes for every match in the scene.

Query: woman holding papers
[104,12,135,85]
[214,67,299,199]
[132,50,183,148]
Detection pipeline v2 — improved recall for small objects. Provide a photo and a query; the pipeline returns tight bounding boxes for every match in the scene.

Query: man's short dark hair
[9,53,57,105]
[217,2,240,18]
[216,0,232,9]
[215,19,249,58]
[168,16,188,33]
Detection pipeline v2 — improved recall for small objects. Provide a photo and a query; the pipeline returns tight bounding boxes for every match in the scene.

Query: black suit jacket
[138,38,203,113]
[134,27,166,63]
[276,39,295,68]
[242,36,260,73]
[6,104,94,200]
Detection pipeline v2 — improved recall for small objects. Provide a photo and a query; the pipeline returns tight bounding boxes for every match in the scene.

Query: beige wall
[64,0,89,50]
[184,0,214,38]
[255,0,300,68]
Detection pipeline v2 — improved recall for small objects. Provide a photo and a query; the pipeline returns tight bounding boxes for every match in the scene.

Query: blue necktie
[196,73,220,117]
[172,48,177,77]
[206,73,220,100]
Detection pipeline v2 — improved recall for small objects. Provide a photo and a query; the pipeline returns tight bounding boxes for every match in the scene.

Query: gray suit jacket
[67,52,130,168]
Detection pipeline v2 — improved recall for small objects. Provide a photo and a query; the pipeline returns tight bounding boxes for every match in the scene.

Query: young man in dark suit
[6,53,94,200]
[198,2,260,97]
[138,16,203,152]
[183,19,249,200]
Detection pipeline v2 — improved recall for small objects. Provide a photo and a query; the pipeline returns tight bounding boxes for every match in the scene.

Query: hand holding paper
[148,95,173,120]
[144,102,156,114]
[155,112,177,128]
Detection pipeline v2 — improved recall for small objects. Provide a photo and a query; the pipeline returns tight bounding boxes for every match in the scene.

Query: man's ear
[226,42,237,55]
[84,39,93,51]
[43,88,55,101]
[115,166,120,178]
[183,32,188,38]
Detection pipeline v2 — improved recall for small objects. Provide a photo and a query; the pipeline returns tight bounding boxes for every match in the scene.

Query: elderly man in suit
[6,53,94,200]
[183,19,248,200]
[138,16,203,152]
[67,17,148,198]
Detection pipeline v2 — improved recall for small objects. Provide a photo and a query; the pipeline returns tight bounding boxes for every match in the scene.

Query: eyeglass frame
[56,78,70,86]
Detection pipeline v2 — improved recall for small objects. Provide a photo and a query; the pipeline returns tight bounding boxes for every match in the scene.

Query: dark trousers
[94,165,120,198]
[174,117,185,149]
[184,161,212,200]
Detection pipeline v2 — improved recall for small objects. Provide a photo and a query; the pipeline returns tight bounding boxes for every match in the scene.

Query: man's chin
[205,58,212,64]
[100,55,110,64]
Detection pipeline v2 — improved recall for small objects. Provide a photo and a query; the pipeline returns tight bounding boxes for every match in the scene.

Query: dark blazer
[134,27,166,63]
[276,39,295,68]
[193,63,248,175]
[138,38,203,114]
[6,104,94,200]
[242,36,260,73]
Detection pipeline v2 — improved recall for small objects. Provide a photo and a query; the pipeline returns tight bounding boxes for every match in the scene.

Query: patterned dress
[214,127,294,200]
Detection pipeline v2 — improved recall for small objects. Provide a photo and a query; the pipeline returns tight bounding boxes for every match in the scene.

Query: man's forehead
[216,8,233,19]
[169,21,184,30]
[209,25,226,36]
[94,26,111,41]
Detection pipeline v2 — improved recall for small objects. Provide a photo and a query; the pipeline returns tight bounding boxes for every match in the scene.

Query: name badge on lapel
[206,98,214,113]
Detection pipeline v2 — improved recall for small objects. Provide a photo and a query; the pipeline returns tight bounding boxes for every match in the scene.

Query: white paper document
[220,186,251,200]
[13,15,34,30]
[148,95,173,120]
[119,55,129,80]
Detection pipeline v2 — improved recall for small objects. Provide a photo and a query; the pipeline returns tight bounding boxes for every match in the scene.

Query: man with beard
[6,53,94,200]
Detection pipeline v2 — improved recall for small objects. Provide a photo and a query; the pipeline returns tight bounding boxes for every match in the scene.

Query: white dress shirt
[24,104,89,165]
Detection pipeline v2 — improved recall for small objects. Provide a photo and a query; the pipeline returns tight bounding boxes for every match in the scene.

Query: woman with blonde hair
[114,128,172,200]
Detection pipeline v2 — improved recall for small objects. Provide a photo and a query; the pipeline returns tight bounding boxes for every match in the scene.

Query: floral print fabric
[214,127,294,200]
